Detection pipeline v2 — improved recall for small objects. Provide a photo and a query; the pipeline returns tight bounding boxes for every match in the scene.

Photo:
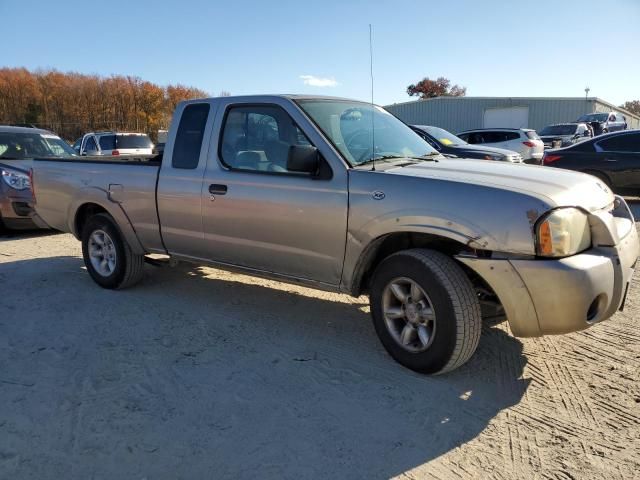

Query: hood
[384,158,613,212]
[450,144,518,157]
[540,135,573,140]
[0,159,33,174]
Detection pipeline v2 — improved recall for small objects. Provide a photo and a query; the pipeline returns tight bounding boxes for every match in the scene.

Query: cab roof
[0,125,55,135]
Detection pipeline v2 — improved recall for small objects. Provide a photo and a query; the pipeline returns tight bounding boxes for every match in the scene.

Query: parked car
[32,95,639,375]
[457,128,544,164]
[411,125,522,163]
[576,112,627,136]
[543,130,640,195]
[539,123,592,149]
[0,125,75,231]
[72,132,154,156]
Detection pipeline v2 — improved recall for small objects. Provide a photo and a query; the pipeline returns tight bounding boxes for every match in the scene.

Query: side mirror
[287,145,320,174]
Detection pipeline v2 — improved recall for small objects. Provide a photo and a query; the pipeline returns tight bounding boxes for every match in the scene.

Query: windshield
[577,113,608,122]
[0,131,76,159]
[296,100,438,166]
[539,124,577,136]
[420,126,466,146]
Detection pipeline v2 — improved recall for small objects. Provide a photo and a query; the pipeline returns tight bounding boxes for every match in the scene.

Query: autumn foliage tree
[406,76,467,99]
[620,100,640,116]
[0,68,212,141]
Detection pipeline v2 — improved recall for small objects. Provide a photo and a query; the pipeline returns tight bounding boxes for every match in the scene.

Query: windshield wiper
[358,153,440,166]
[0,156,22,160]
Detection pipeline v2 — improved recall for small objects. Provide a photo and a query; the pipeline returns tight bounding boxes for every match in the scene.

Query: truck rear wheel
[81,213,144,289]
[370,249,481,374]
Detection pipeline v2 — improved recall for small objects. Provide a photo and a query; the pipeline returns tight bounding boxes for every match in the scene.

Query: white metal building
[385,97,640,134]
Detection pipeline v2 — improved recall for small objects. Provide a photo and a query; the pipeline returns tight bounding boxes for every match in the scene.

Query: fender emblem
[372,191,385,200]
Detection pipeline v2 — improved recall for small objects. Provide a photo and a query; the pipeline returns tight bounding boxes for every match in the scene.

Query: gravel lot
[1,203,639,479]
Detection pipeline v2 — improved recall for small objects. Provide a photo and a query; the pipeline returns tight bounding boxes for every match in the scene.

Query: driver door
[200,101,349,286]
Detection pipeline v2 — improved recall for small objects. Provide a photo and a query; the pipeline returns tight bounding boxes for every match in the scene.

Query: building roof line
[385,96,639,120]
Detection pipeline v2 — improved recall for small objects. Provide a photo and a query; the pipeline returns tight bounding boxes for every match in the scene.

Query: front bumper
[458,206,639,337]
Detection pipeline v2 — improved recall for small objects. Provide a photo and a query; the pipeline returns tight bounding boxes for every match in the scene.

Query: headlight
[535,208,591,257]
[1,169,31,190]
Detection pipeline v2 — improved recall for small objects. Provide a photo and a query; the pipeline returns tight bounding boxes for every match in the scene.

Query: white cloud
[300,75,338,87]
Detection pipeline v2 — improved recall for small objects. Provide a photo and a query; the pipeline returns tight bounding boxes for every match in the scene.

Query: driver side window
[220,105,312,174]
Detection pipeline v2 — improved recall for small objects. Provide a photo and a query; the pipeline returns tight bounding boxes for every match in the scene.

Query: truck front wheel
[81,213,144,289]
[370,249,482,374]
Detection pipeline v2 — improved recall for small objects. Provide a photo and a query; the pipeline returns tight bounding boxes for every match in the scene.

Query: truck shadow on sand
[0,256,529,479]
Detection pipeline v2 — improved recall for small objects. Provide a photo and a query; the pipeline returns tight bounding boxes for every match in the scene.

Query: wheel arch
[346,231,483,297]
[69,190,145,255]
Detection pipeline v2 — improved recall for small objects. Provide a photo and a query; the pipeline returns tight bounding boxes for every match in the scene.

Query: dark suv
[576,112,627,136]
[538,123,592,149]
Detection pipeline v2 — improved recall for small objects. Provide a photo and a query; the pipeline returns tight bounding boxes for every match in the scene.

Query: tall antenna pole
[369,24,376,171]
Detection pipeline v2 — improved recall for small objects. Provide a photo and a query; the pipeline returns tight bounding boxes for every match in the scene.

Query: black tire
[81,213,144,289]
[370,249,481,374]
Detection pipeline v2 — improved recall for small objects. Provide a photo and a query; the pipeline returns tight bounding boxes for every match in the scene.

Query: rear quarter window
[505,132,520,141]
[525,131,540,140]
[172,103,211,169]
[98,135,116,150]
[116,135,152,149]
[484,132,513,142]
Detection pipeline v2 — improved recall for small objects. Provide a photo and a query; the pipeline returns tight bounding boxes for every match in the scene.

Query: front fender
[339,210,499,294]
[352,208,500,250]
[67,186,146,255]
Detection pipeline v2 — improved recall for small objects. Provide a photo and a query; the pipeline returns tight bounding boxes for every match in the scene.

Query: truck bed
[37,153,161,165]
[33,156,164,252]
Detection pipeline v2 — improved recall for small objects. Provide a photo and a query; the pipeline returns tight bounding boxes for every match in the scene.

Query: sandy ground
[0,206,639,479]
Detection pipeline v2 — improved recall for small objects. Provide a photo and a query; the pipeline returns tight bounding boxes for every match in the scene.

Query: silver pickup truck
[32,95,639,374]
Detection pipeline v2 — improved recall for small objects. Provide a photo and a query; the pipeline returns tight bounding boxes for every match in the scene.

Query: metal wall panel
[385,97,640,133]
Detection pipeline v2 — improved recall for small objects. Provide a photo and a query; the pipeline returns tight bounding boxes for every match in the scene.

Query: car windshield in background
[296,100,438,166]
[577,113,609,122]
[117,134,152,149]
[540,125,577,136]
[421,126,467,146]
[0,132,76,159]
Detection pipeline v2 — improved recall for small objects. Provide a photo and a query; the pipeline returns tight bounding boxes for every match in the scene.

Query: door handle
[209,184,228,195]
[604,159,618,162]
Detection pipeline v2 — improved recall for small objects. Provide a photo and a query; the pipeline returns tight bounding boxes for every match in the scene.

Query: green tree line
[0,67,211,141]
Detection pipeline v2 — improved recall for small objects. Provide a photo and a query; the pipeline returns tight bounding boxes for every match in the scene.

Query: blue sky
[1,0,639,106]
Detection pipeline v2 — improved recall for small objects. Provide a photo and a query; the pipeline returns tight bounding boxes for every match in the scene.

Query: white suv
[457,128,544,164]
[72,132,153,156]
